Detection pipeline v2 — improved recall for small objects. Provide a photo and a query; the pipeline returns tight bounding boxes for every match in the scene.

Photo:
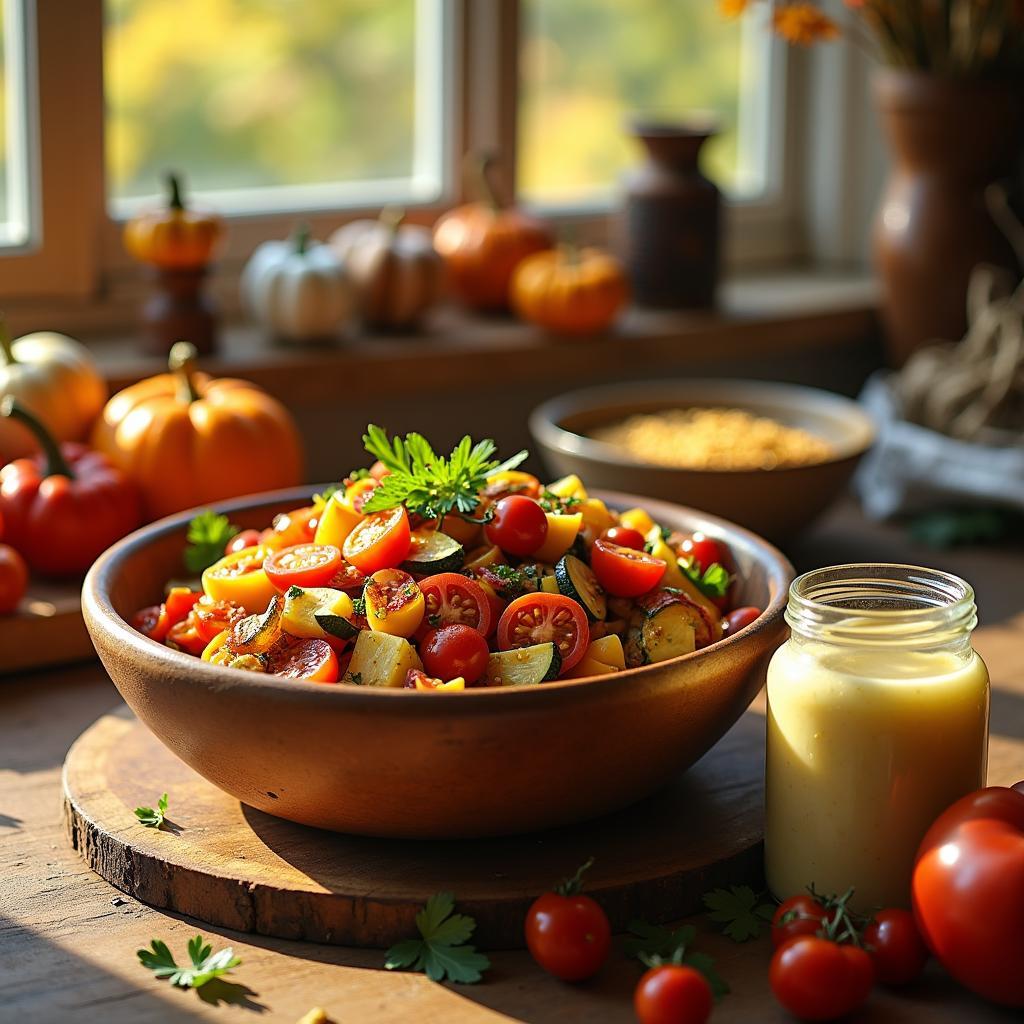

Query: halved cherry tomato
[226,529,262,556]
[364,568,425,637]
[485,495,548,557]
[483,470,542,500]
[343,506,411,573]
[601,525,646,551]
[164,587,202,626]
[326,561,367,595]
[590,539,666,598]
[405,667,466,691]
[419,572,493,636]
[264,543,342,591]
[497,592,589,673]
[679,533,726,576]
[166,615,209,655]
[132,604,170,642]
[191,595,247,644]
[263,635,339,682]
[420,624,490,685]
[202,545,277,614]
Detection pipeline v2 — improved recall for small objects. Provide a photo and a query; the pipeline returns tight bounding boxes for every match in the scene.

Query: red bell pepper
[0,398,142,576]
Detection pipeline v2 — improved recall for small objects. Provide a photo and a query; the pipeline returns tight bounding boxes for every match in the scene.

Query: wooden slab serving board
[0,576,93,675]
[63,707,766,950]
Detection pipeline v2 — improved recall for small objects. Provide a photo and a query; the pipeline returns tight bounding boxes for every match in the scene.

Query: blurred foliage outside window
[1,5,9,229]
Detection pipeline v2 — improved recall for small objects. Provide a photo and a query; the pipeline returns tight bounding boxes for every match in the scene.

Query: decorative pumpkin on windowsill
[433,154,553,313]
[91,342,303,520]
[241,225,355,344]
[329,209,443,330]
[0,322,107,464]
[123,172,225,357]
[511,245,629,336]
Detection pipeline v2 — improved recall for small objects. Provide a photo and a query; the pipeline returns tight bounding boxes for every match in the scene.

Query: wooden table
[3,502,1023,1024]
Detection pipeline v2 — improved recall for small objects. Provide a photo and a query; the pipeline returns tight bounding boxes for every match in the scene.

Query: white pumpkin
[241,227,354,342]
[0,328,107,464]
[330,210,443,329]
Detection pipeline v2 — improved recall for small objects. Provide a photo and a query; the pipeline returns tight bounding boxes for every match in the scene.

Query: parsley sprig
[702,885,775,942]
[184,511,239,573]
[361,425,527,521]
[138,935,241,989]
[385,891,490,984]
[625,921,729,998]
[680,558,732,600]
[134,792,169,830]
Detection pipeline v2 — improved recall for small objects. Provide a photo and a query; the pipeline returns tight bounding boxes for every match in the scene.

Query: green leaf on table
[138,934,241,988]
[134,792,168,829]
[703,885,776,942]
[384,891,490,984]
[184,510,240,573]
[626,920,730,1000]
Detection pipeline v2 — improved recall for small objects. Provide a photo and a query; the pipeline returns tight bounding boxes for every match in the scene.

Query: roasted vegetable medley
[132,427,762,687]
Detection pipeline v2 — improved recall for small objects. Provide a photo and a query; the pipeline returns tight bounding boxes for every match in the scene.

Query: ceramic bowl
[82,487,792,839]
[530,380,875,544]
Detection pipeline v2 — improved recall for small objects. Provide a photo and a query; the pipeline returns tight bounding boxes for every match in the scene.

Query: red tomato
[601,525,646,550]
[525,888,610,981]
[771,894,828,950]
[343,507,411,573]
[485,495,548,557]
[913,786,1024,1007]
[419,572,493,636]
[326,561,367,595]
[166,615,209,655]
[723,606,761,636]
[0,543,28,615]
[263,635,339,682]
[770,936,874,1021]
[264,543,342,591]
[226,529,262,556]
[369,460,391,481]
[164,587,202,626]
[497,592,589,673]
[634,964,713,1024]
[269,505,319,548]
[590,539,665,598]
[132,603,170,641]
[420,624,490,685]
[191,596,246,644]
[678,533,726,575]
[864,908,928,987]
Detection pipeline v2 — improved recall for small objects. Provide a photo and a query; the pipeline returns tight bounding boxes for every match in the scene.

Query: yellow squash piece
[282,587,354,639]
[546,474,589,501]
[346,630,423,687]
[619,507,657,536]
[531,512,583,564]
[201,545,277,615]
[578,497,616,538]
[465,544,506,571]
[567,656,618,679]
[314,491,364,549]
[539,574,560,594]
[414,675,466,691]
[586,633,626,669]
[364,569,425,637]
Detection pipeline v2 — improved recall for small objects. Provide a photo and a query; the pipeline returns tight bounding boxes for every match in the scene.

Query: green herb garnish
[625,921,729,998]
[138,935,241,989]
[385,891,490,984]
[680,558,732,600]
[351,597,367,617]
[702,885,775,942]
[134,792,168,830]
[347,672,363,685]
[538,489,582,513]
[184,511,239,573]
[361,425,527,521]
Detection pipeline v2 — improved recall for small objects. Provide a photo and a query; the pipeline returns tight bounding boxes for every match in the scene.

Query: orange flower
[772,2,841,44]
[718,0,750,16]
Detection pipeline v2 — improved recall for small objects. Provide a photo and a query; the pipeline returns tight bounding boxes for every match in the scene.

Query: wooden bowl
[82,487,792,839]
[530,380,875,544]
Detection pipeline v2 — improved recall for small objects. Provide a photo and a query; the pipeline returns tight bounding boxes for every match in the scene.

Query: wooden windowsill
[90,269,880,399]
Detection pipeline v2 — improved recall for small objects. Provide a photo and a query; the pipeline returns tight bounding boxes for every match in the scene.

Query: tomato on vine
[771,893,828,950]
[864,908,928,987]
[635,964,713,1024]
[770,935,874,1021]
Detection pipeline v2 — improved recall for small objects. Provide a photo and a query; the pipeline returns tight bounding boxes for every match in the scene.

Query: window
[0,0,32,248]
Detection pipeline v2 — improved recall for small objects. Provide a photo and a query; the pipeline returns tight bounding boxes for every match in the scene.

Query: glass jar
[765,564,989,912]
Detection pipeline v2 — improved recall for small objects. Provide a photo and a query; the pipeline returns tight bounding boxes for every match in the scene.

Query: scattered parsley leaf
[134,792,168,830]
[184,511,239,574]
[625,920,729,999]
[137,935,241,989]
[361,425,528,521]
[351,597,367,617]
[703,885,775,942]
[680,557,732,600]
[347,672,363,685]
[538,490,582,513]
[384,891,490,984]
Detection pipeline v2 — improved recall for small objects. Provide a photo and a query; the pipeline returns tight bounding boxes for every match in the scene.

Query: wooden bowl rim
[529,378,876,474]
[82,485,793,709]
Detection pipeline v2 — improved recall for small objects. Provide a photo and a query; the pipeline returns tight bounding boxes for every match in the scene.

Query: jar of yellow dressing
[765,564,989,911]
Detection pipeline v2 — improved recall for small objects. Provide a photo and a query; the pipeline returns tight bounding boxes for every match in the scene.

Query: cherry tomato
[525,887,610,981]
[264,543,342,591]
[601,525,646,550]
[678,533,726,575]
[590,539,665,598]
[263,635,339,682]
[420,624,490,685]
[485,495,548,557]
[191,595,246,644]
[864,908,928,987]
[343,506,411,573]
[132,603,170,641]
[268,505,319,548]
[326,561,367,595]
[634,964,713,1024]
[771,894,828,949]
[723,606,761,636]
[497,592,589,673]
[0,543,27,615]
[418,572,493,636]
[913,786,1024,1007]
[226,529,262,556]
[166,615,209,655]
[770,936,874,1021]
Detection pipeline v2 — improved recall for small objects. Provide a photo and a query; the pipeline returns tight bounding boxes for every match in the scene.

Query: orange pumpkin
[432,156,552,311]
[92,342,303,519]
[123,173,224,269]
[510,245,629,335]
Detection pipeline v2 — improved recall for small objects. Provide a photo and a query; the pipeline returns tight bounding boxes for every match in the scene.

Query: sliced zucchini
[401,530,464,575]
[484,643,561,686]
[282,586,354,639]
[625,590,709,667]
[345,630,422,687]
[314,611,360,640]
[554,554,607,622]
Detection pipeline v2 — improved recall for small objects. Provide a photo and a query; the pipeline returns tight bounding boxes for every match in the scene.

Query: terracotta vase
[873,70,1023,366]
[623,121,721,309]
